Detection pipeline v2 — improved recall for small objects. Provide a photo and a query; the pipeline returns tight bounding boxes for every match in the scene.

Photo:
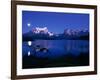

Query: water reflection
[23,40,89,58]
[22,40,89,68]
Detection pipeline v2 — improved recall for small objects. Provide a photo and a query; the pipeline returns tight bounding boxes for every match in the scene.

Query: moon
[27,23,31,27]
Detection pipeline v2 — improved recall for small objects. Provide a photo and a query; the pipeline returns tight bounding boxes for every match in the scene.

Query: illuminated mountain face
[22,27,89,41]
[64,29,88,36]
[32,27,54,36]
[32,27,88,36]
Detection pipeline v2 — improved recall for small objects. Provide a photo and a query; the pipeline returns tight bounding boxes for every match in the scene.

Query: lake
[23,40,89,58]
[22,40,89,68]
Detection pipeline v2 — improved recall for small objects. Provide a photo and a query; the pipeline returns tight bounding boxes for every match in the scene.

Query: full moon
[27,23,31,27]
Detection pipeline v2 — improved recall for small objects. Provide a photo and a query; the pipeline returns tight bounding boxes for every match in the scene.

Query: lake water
[22,40,89,59]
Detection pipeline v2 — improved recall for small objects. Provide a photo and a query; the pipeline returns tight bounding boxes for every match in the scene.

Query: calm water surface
[22,40,89,59]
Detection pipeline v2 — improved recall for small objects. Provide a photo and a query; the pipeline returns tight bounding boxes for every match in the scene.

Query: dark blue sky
[22,11,89,34]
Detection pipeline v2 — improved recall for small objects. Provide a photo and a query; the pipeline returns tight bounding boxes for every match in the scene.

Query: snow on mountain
[31,27,89,37]
[23,27,89,40]
[32,27,54,36]
[63,28,89,36]
[23,27,89,41]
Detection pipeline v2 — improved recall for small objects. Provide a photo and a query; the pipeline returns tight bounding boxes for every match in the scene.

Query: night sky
[22,11,89,34]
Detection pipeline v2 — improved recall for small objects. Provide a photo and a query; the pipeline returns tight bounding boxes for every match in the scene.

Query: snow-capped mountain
[32,27,54,36]
[32,27,88,36]
[23,27,89,41]
[63,29,89,36]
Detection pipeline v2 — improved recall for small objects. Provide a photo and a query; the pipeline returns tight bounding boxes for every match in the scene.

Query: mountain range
[23,27,89,41]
